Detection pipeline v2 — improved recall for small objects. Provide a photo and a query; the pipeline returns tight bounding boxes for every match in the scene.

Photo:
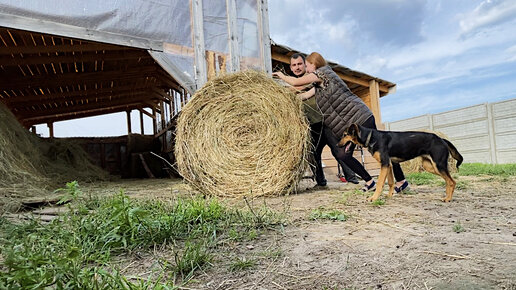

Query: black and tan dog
[337,124,464,202]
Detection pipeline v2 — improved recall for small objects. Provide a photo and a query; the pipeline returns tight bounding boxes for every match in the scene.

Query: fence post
[427,114,434,131]
[486,103,497,164]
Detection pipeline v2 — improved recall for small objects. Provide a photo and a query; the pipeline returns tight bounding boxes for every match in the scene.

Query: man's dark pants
[310,122,358,186]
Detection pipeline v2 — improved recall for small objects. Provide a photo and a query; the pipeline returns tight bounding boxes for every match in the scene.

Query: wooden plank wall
[385,98,516,164]
[321,147,379,182]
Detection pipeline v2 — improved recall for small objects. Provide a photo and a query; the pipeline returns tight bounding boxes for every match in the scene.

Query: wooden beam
[271,51,290,63]
[47,122,54,138]
[22,103,142,126]
[126,110,132,135]
[206,50,216,80]
[0,66,158,90]
[7,86,156,107]
[257,0,272,74]
[152,106,157,135]
[138,154,155,178]
[155,70,182,91]
[226,0,240,72]
[160,101,165,131]
[0,50,150,66]
[0,42,132,55]
[192,0,208,89]
[139,107,154,119]
[15,93,158,117]
[140,109,145,135]
[368,80,382,126]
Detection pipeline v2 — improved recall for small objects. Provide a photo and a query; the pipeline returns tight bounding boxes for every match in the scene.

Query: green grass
[309,208,348,221]
[228,257,256,272]
[458,163,516,176]
[371,199,386,206]
[405,172,440,186]
[0,182,285,289]
[453,221,466,233]
[406,163,516,189]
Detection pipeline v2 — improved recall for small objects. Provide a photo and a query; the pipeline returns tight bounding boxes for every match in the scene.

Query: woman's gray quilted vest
[314,65,373,138]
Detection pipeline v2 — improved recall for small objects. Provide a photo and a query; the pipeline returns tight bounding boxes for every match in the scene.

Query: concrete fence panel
[385,98,516,164]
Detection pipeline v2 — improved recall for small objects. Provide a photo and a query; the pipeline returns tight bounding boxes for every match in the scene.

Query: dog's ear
[348,123,360,137]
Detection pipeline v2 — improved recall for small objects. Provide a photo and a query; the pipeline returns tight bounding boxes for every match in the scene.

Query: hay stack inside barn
[0,102,108,211]
[174,70,310,197]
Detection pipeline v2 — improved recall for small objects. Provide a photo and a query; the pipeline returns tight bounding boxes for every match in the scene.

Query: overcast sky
[268,0,516,123]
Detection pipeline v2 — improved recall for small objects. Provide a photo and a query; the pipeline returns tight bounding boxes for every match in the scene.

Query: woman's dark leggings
[327,116,406,182]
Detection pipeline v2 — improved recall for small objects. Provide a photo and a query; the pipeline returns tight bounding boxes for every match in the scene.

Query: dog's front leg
[368,166,389,202]
[386,164,395,197]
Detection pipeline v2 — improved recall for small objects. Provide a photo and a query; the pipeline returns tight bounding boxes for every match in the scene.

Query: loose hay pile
[400,130,459,174]
[175,71,310,197]
[0,102,108,211]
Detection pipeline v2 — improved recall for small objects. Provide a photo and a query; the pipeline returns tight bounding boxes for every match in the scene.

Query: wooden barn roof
[271,42,396,98]
[0,26,396,133]
[0,27,182,128]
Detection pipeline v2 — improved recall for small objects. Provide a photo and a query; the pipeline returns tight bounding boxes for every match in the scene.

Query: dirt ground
[68,176,516,289]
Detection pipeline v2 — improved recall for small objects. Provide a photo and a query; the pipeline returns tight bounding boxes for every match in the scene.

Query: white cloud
[459,0,516,36]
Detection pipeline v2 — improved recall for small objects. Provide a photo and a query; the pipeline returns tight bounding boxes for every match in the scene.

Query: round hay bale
[400,130,458,174]
[174,70,310,197]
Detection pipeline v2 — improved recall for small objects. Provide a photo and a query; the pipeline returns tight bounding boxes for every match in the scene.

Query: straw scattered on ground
[400,130,459,174]
[174,70,310,197]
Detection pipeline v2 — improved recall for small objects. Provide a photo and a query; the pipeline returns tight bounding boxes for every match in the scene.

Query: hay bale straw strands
[175,71,310,197]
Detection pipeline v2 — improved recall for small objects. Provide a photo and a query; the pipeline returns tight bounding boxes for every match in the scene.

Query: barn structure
[0,0,395,181]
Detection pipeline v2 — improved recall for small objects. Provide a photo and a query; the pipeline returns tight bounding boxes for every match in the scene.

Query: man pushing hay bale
[174,70,310,197]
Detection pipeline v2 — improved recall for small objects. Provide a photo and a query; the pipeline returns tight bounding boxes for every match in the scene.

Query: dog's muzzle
[337,141,353,153]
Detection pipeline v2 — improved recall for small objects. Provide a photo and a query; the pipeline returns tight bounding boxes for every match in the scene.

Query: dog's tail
[443,139,463,169]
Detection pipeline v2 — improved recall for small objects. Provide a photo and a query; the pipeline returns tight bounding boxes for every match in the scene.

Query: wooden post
[152,106,157,135]
[160,101,166,130]
[47,122,54,138]
[226,0,240,72]
[257,0,272,75]
[191,0,207,89]
[126,110,132,135]
[368,79,382,128]
[206,50,216,80]
[140,109,145,135]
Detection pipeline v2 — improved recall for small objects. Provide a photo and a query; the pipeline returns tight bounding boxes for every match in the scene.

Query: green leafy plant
[229,256,256,272]
[309,208,348,221]
[56,180,82,205]
[453,221,466,233]
[371,199,386,206]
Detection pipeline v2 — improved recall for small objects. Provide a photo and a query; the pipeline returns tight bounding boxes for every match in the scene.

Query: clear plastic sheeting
[0,0,270,91]
[148,51,196,95]
[203,0,230,54]
[0,0,192,47]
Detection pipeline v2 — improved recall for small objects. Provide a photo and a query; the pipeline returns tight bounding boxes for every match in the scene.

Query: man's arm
[298,87,315,100]
[272,71,320,86]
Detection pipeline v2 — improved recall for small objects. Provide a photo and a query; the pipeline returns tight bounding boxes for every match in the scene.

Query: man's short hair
[290,53,306,62]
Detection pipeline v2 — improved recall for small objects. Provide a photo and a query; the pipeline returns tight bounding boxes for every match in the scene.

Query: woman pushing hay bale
[174,70,310,197]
